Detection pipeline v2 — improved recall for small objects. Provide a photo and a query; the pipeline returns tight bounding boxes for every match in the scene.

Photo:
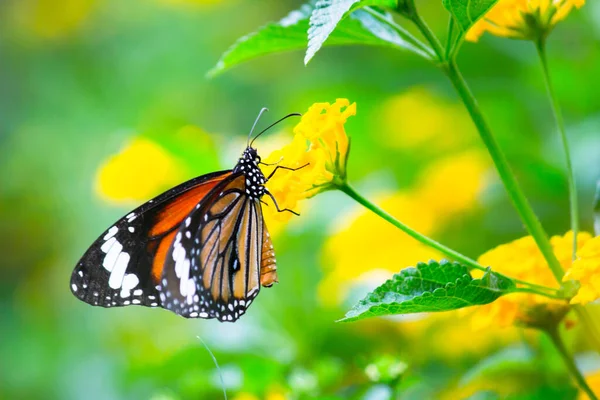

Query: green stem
[409,11,444,61]
[513,279,560,295]
[339,182,477,267]
[339,182,562,298]
[513,287,563,300]
[546,326,598,400]
[444,16,455,60]
[535,38,579,261]
[407,14,565,284]
[446,60,564,283]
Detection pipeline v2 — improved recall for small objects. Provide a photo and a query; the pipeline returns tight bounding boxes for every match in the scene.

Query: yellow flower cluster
[472,231,592,329]
[321,151,489,306]
[564,235,600,304]
[261,99,356,222]
[96,137,187,204]
[467,0,586,42]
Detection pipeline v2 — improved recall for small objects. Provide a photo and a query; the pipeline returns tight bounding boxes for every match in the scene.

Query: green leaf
[340,260,515,322]
[209,3,430,77]
[594,181,600,236]
[208,5,312,77]
[305,0,399,64]
[442,0,498,33]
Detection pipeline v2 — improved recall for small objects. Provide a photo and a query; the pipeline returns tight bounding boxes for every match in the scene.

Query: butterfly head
[234,147,266,200]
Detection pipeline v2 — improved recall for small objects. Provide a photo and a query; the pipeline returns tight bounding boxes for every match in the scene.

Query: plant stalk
[407,13,566,284]
[535,38,579,260]
[338,182,561,297]
[546,326,597,399]
[339,183,481,269]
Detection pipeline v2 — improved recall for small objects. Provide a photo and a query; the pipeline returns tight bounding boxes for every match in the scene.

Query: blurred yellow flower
[378,87,474,152]
[582,370,600,400]
[467,0,586,42]
[231,386,288,400]
[96,137,188,204]
[261,99,356,222]
[472,231,592,329]
[321,194,440,306]
[416,152,489,219]
[9,0,96,39]
[564,235,600,304]
[321,151,489,306]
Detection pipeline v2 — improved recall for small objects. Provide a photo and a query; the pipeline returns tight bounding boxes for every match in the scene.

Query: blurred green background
[1,1,600,399]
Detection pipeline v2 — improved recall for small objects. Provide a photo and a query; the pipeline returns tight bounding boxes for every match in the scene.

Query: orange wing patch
[149,173,231,237]
[260,221,278,287]
[151,230,176,283]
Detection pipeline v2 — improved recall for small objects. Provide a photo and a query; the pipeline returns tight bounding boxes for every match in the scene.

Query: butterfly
[70,109,303,322]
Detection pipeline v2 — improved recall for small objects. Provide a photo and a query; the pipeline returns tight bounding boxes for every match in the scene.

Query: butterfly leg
[264,189,300,216]
[259,157,283,167]
[265,163,309,181]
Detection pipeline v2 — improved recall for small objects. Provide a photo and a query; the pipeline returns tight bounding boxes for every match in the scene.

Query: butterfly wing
[70,170,233,310]
[159,174,271,322]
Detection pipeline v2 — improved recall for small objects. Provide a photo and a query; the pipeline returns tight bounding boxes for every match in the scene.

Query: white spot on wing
[108,251,130,289]
[100,237,116,253]
[104,226,118,240]
[103,240,123,272]
[122,274,139,291]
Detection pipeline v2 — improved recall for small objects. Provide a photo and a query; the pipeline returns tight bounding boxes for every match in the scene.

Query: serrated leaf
[209,3,429,77]
[306,0,399,64]
[340,260,515,322]
[594,181,600,236]
[442,0,498,33]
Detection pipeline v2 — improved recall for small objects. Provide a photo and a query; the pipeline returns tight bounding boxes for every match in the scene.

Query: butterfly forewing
[71,145,281,323]
[160,175,266,322]
[70,170,232,310]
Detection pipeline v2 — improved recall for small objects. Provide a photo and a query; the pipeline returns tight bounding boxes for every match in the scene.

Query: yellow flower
[260,99,356,221]
[96,137,188,204]
[564,235,600,304]
[320,151,489,306]
[467,0,586,42]
[472,231,592,329]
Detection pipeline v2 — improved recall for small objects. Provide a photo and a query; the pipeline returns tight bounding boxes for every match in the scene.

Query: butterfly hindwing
[70,170,233,310]
[160,174,265,322]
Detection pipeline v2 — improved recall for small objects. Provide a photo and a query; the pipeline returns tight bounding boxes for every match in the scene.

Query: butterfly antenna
[249,112,302,146]
[247,107,269,147]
